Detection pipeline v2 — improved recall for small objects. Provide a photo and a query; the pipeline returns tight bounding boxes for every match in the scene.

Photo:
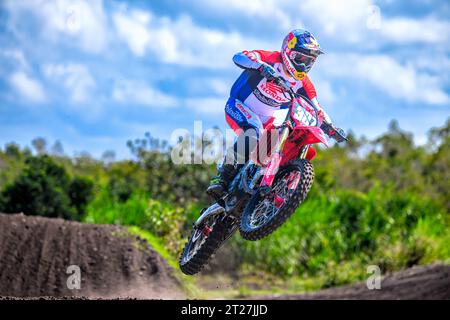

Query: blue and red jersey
[231,50,321,116]
[224,50,331,133]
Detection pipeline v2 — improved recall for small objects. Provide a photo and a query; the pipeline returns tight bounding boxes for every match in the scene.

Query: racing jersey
[230,50,331,124]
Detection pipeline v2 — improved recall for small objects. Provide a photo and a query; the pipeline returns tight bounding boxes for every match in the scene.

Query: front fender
[290,125,328,147]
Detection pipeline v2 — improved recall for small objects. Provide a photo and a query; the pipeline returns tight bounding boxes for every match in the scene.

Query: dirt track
[0,213,184,299]
[1,213,449,300]
[253,264,450,300]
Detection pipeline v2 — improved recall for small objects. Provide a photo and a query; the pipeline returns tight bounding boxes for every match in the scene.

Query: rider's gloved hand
[320,122,347,143]
[259,63,276,81]
[274,77,292,92]
[333,127,347,143]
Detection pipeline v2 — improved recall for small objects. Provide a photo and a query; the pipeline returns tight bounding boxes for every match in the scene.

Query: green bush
[0,155,93,220]
[69,176,94,217]
[1,119,449,289]
[233,184,449,283]
[84,189,186,255]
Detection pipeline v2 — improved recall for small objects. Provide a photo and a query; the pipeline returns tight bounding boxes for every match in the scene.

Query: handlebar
[272,77,320,127]
[320,122,348,142]
[271,76,347,143]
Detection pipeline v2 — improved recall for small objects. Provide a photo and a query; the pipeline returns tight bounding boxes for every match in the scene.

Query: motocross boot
[207,130,256,200]
[206,163,239,200]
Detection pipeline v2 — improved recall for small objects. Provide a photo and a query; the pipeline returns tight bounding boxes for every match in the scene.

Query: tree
[4,143,22,159]
[426,118,450,209]
[51,140,65,157]
[107,161,141,202]
[0,155,93,220]
[68,177,94,219]
[31,137,47,155]
[101,150,116,164]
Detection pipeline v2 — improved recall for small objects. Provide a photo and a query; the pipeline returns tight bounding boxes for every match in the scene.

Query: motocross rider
[207,29,345,199]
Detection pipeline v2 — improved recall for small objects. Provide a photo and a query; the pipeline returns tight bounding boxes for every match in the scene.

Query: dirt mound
[0,213,185,299]
[1,213,448,300]
[253,264,450,300]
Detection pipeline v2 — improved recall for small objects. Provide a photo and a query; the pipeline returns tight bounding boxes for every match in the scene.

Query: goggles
[290,51,316,72]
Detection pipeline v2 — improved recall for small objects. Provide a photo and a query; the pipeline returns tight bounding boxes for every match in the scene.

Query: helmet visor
[290,51,316,71]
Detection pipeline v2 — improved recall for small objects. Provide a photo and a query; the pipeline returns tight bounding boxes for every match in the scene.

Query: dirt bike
[179,76,347,275]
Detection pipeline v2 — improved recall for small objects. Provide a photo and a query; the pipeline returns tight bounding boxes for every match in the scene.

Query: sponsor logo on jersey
[257,80,290,103]
[236,101,252,119]
[253,88,280,107]
[225,104,244,123]
[263,81,284,95]
[243,50,259,62]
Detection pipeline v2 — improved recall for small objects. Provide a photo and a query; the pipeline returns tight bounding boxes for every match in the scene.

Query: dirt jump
[252,263,450,300]
[1,212,449,300]
[0,213,185,299]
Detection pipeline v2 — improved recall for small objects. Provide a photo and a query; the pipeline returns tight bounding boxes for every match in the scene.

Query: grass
[83,185,450,298]
[126,226,329,299]
[192,271,333,299]
[233,185,450,281]
[127,226,201,299]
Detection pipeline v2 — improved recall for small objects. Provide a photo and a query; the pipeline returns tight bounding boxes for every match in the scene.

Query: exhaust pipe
[194,203,225,227]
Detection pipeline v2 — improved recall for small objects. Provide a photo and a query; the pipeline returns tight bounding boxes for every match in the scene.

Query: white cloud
[198,0,449,47]
[299,1,450,46]
[301,0,372,42]
[43,63,95,103]
[197,0,371,43]
[379,17,450,44]
[112,79,177,108]
[112,10,153,57]
[1,49,29,71]
[208,78,231,96]
[5,0,108,54]
[9,71,46,103]
[186,77,231,96]
[313,80,336,106]
[411,55,450,76]
[198,0,295,31]
[320,53,450,105]
[112,9,270,69]
[112,78,226,114]
[185,97,225,115]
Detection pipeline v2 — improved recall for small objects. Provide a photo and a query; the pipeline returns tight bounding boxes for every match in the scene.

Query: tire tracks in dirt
[0,213,185,299]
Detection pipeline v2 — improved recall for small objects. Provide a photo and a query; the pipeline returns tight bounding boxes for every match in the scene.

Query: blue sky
[0,0,449,159]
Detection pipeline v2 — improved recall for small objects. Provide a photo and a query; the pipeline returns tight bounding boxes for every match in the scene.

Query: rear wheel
[180,213,236,275]
[239,159,314,241]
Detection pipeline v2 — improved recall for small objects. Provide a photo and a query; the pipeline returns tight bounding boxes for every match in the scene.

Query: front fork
[299,144,310,159]
[259,126,310,189]
[260,126,290,188]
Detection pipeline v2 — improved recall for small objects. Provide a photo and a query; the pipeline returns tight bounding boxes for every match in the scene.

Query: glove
[273,77,292,92]
[259,63,276,81]
[333,127,347,143]
[320,122,347,143]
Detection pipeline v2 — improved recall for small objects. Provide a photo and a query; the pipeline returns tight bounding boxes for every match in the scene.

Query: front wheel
[239,159,314,241]
[180,213,236,275]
